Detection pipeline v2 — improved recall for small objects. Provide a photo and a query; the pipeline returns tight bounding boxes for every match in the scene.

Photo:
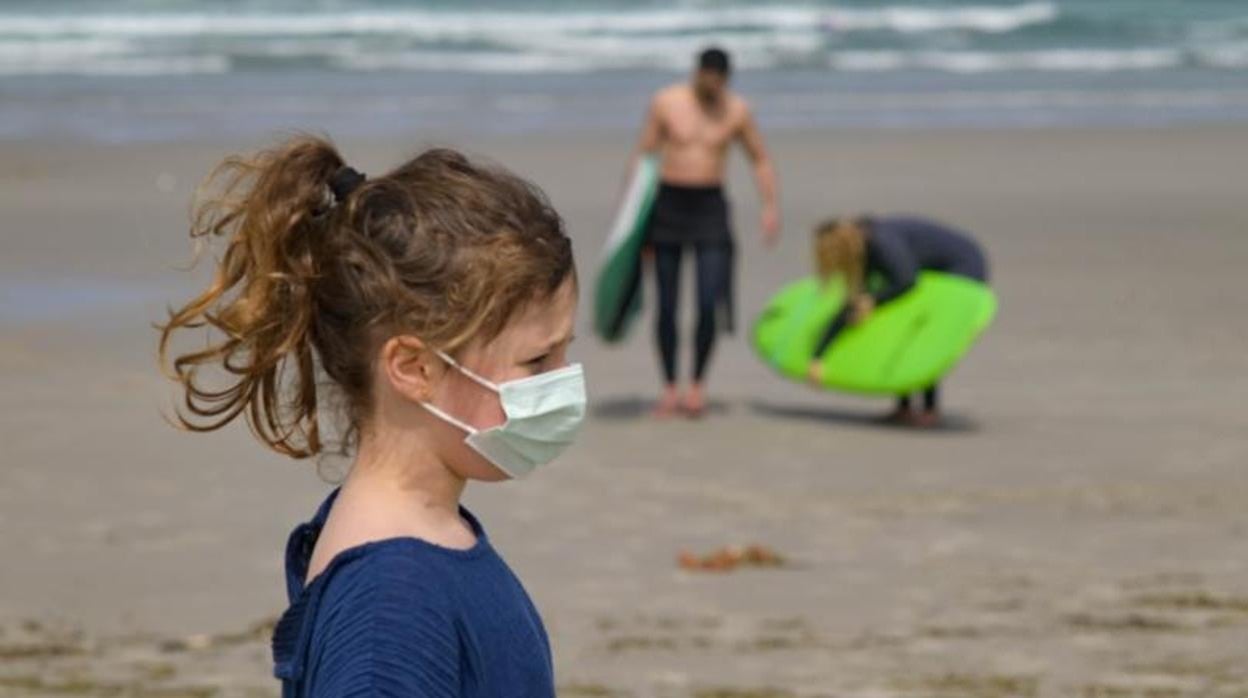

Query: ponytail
[158,136,346,458]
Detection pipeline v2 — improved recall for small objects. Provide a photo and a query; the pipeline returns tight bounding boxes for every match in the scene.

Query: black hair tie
[328,166,366,204]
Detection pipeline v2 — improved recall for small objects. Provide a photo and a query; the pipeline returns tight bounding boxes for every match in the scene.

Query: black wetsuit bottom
[655,242,730,383]
[647,182,734,385]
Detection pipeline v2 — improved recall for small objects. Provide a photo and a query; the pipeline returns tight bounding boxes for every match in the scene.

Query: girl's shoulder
[306,506,488,586]
[322,537,466,593]
[307,508,497,610]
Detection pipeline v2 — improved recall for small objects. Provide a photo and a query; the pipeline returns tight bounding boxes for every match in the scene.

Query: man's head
[693,47,731,103]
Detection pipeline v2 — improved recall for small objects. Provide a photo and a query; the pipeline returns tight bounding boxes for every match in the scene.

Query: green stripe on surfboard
[594,156,660,343]
[752,272,996,395]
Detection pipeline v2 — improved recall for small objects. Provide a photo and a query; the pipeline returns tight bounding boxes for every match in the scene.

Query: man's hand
[761,204,781,247]
[738,108,779,249]
[850,294,875,325]
[807,360,824,384]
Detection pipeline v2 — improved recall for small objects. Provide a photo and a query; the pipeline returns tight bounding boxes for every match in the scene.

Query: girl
[159,137,584,696]
[809,216,988,427]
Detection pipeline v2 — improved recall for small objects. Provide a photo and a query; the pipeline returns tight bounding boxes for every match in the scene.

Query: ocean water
[1,1,1247,140]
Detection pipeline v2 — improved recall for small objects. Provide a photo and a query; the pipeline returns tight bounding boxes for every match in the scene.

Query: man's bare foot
[682,383,707,418]
[907,410,940,428]
[653,386,681,418]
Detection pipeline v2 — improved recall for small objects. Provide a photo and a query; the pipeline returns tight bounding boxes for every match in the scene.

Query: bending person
[809,215,988,427]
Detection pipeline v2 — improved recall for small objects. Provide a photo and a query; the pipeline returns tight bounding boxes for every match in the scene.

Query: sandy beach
[2,124,1246,697]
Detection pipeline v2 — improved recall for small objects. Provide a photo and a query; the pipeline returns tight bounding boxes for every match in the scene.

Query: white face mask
[420,349,587,479]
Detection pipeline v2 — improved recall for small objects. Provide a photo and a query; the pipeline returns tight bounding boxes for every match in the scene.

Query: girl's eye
[525,354,549,368]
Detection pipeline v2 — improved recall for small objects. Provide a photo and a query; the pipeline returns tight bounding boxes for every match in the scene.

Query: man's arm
[738,106,780,245]
[627,94,663,176]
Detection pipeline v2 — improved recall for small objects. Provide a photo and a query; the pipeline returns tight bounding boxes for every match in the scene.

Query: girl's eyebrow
[522,334,573,362]
[542,333,575,353]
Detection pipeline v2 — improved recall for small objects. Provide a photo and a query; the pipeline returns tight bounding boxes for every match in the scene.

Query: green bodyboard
[593,156,660,343]
[752,272,996,395]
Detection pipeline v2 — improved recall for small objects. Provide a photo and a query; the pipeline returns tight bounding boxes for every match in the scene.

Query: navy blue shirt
[271,489,554,697]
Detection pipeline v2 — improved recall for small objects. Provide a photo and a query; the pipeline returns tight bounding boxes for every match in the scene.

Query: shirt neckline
[287,487,491,600]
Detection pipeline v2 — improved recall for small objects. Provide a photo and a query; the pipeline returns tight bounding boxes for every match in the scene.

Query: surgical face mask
[420,349,587,479]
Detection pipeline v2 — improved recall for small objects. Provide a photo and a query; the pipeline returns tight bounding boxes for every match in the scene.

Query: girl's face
[428,275,579,481]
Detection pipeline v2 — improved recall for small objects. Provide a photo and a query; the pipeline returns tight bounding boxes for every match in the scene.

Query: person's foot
[681,383,707,419]
[907,410,941,428]
[653,386,681,419]
[884,406,914,424]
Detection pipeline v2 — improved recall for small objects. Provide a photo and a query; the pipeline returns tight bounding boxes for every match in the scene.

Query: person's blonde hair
[813,217,867,296]
[157,136,574,459]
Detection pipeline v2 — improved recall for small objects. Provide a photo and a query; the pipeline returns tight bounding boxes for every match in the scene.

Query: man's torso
[654,84,747,186]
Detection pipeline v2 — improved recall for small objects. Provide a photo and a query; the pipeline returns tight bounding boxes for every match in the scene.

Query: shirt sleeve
[309,553,460,698]
[867,229,918,305]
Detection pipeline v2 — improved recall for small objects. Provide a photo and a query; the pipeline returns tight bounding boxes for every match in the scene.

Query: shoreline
[6,68,1248,145]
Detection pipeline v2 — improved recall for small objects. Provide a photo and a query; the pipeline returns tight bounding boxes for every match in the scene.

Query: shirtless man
[631,47,780,417]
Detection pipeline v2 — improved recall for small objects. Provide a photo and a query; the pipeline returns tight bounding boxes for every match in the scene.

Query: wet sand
[1,125,1246,697]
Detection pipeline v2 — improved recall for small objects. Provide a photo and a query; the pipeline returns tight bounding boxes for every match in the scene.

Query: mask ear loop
[433,349,500,393]
[420,348,502,435]
[420,400,480,435]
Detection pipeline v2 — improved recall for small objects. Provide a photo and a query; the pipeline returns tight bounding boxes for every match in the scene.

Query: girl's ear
[380,335,441,404]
